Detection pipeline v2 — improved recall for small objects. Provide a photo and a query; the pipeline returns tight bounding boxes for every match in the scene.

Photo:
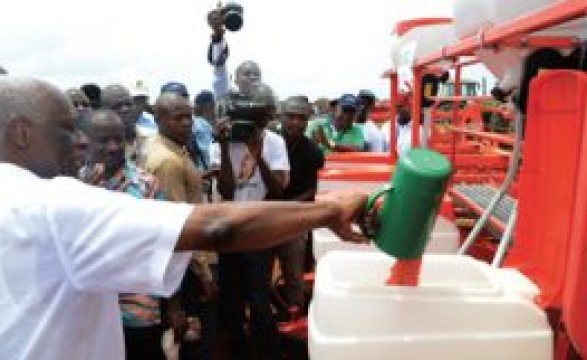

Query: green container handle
[360,183,394,238]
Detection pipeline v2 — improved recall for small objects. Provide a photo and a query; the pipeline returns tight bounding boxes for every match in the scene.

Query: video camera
[209,1,244,32]
[219,91,274,143]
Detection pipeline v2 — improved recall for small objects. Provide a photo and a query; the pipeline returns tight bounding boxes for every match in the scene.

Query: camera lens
[222,2,243,32]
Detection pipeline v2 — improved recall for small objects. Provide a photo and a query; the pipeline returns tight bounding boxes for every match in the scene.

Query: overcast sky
[1,0,491,100]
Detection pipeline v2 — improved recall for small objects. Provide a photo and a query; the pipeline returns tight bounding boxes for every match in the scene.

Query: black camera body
[220,2,243,32]
[220,92,272,143]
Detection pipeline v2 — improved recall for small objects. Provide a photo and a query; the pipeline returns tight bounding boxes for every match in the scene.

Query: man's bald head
[0,77,77,178]
[235,60,261,95]
[101,84,132,109]
[0,78,71,127]
[100,84,138,142]
[154,92,190,116]
[88,109,124,131]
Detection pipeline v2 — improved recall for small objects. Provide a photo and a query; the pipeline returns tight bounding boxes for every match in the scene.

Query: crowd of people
[56,73,393,360]
[0,73,369,360]
[0,11,416,360]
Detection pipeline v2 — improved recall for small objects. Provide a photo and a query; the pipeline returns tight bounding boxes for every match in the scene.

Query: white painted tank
[453,0,563,39]
[312,215,460,261]
[309,252,552,360]
[390,18,456,88]
[390,21,456,71]
[452,0,587,92]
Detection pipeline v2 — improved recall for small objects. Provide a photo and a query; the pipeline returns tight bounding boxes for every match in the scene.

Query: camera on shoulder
[219,92,272,143]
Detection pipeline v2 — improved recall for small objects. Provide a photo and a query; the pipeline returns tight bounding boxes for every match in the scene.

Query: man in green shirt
[307,94,365,153]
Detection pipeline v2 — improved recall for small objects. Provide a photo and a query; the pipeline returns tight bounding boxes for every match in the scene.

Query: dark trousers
[123,325,165,360]
[177,267,219,360]
[219,250,281,360]
[274,234,307,309]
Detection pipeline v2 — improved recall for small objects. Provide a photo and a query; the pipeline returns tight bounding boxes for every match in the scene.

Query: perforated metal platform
[451,184,516,228]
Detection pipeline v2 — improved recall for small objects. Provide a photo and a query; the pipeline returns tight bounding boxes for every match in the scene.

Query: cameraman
[210,82,289,360]
[208,6,262,99]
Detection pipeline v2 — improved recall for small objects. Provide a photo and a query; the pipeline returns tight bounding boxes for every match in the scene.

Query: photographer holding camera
[210,82,288,360]
[207,1,263,100]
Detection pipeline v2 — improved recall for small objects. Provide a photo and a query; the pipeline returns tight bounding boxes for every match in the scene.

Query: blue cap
[195,90,215,106]
[338,94,358,109]
[161,81,189,98]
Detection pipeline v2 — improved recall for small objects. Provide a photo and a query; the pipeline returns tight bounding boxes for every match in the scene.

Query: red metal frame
[411,68,422,147]
[392,12,587,344]
[500,35,580,49]
[393,17,452,36]
[389,74,398,162]
[446,126,516,146]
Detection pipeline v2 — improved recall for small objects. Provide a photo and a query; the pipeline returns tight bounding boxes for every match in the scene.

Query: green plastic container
[365,148,452,259]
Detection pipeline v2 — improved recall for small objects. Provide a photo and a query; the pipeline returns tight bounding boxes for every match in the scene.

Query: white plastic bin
[309,252,551,360]
[312,215,460,261]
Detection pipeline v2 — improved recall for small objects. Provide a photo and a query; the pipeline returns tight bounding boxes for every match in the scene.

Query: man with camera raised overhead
[210,82,288,360]
[207,1,263,100]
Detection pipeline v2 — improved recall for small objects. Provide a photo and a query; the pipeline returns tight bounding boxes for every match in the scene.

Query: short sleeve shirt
[283,135,324,200]
[141,134,204,204]
[210,130,290,201]
[190,116,215,170]
[308,117,365,154]
[0,163,192,360]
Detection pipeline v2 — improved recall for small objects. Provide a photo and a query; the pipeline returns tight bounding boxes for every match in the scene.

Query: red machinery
[381,2,587,359]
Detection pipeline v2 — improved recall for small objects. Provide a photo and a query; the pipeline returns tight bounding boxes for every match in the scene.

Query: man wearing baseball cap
[161,81,190,98]
[309,93,365,153]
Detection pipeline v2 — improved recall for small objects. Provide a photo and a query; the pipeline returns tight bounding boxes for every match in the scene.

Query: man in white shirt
[382,106,421,157]
[0,77,368,360]
[210,82,289,360]
[207,8,261,100]
[356,89,385,152]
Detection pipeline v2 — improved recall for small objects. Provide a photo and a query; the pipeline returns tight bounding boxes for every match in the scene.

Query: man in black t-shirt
[277,96,324,315]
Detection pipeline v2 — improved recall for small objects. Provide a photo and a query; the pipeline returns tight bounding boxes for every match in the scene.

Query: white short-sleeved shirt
[382,121,424,157]
[361,120,385,152]
[210,130,290,201]
[0,163,192,360]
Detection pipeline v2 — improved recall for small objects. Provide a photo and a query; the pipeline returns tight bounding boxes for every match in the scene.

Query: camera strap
[236,149,259,189]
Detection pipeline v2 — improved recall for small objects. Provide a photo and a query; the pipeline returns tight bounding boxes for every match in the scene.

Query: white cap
[130,79,149,97]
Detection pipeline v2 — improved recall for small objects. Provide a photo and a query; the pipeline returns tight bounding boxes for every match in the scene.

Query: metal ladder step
[452,184,515,225]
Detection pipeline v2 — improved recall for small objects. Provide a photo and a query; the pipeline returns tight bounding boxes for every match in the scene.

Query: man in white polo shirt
[0,77,368,360]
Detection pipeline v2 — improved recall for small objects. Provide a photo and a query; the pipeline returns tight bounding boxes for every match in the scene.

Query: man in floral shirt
[81,109,166,360]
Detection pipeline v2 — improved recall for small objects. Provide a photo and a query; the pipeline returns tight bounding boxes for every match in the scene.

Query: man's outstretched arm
[175,192,368,252]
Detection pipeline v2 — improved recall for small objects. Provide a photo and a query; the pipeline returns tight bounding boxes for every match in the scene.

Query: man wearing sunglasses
[310,93,365,153]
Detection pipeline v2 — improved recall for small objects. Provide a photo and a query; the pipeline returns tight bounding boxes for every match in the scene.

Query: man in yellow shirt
[142,90,215,358]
